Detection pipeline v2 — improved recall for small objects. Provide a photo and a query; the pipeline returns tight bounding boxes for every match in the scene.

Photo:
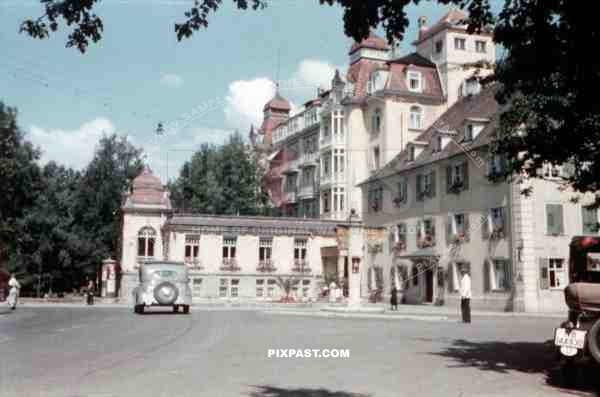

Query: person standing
[460,266,471,323]
[86,279,95,305]
[8,274,20,310]
[390,285,398,311]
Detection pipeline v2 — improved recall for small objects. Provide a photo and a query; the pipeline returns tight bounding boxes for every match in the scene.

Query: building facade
[358,86,599,313]
[257,10,495,223]
[119,167,374,303]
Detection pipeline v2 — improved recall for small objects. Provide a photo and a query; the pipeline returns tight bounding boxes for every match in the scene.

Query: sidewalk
[14,298,565,318]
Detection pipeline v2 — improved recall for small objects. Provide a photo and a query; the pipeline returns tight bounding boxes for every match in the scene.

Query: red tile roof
[414,9,468,44]
[263,92,291,112]
[349,32,390,55]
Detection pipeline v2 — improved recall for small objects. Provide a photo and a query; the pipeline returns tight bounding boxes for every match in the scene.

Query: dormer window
[433,135,443,152]
[408,145,416,162]
[465,124,474,141]
[409,106,423,130]
[464,122,484,141]
[435,40,443,54]
[407,71,422,93]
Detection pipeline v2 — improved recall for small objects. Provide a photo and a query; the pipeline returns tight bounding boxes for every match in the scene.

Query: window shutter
[430,171,437,197]
[547,204,564,235]
[446,165,452,193]
[482,210,491,239]
[447,263,454,292]
[483,259,491,292]
[416,174,423,200]
[462,162,469,190]
[464,214,470,237]
[446,214,454,244]
[430,220,436,241]
[556,205,564,234]
[416,220,423,241]
[539,258,549,289]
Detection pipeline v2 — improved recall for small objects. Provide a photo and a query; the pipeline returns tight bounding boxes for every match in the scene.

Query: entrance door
[425,268,434,303]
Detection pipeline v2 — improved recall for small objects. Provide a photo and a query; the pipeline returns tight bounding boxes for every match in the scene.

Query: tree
[0,103,43,273]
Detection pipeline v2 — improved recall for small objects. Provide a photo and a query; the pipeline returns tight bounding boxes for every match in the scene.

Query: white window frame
[489,259,511,291]
[184,234,200,264]
[454,37,466,50]
[545,203,564,236]
[223,236,237,259]
[548,258,567,289]
[137,227,156,258]
[475,40,486,53]
[409,106,423,129]
[407,71,422,93]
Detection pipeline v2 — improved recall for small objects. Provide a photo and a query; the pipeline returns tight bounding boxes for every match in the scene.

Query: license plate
[554,328,586,349]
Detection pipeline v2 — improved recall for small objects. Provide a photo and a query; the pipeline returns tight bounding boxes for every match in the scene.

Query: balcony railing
[286,189,298,203]
[220,258,241,271]
[299,184,315,199]
[257,259,277,273]
[272,109,320,144]
[300,152,318,166]
[292,259,311,273]
[184,257,204,269]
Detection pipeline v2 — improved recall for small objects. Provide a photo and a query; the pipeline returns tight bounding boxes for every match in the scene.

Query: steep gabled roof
[360,85,499,185]
[388,52,436,68]
[349,32,390,55]
[414,9,468,44]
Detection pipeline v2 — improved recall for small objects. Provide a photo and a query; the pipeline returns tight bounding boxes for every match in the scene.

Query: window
[408,145,416,161]
[447,213,468,243]
[231,279,240,297]
[267,279,276,297]
[487,154,504,177]
[372,146,380,170]
[259,237,272,261]
[407,71,422,92]
[454,37,466,50]
[223,236,237,259]
[435,40,443,54]
[409,106,423,129]
[322,153,330,176]
[256,279,265,297]
[184,234,200,263]
[465,124,474,141]
[302,279,310,298]
[483,207,505,239]
[323,191,330,213]
[417,218,436,247]
[540,258,567,289]
[542,163,562,179]
[475,40,486,53]
[372,108,381,133]
[433,135,443,152]
[489,259,511,291]
[219,279,229,297]
[191,278,203,296]
[294,238,307,260]
[412,264,419,286]
[389,223,407,253]
[446,162,469,193]
[393,178,408,206]
[546,204,564,235]
[368,185,383,212]
[416,171,436,200]
[583,207,599,234]
[137,227,156,257]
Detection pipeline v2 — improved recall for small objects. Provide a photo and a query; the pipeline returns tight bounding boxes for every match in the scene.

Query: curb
[263,310,449,322]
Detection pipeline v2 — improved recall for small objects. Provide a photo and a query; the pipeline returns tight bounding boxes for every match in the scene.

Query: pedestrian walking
[7,273,20,310]
[86,279,95,305]
[459,266,471,323]
[390,286,398,311]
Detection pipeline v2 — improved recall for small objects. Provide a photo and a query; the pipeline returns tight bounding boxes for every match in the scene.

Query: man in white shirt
[459,266,471,323]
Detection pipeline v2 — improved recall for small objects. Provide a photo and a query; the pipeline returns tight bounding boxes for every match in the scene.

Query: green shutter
[446,165,452,193]
[446,214,454,244]
[416,174,423,200]
[430,171,436,197]
[462,162,469,190]
[483,259,491,292]
[539,258,549,289]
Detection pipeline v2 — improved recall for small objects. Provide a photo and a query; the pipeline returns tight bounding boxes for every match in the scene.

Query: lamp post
[347,209,361,308]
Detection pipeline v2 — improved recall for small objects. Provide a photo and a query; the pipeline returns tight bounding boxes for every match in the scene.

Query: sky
[0,0,494,182]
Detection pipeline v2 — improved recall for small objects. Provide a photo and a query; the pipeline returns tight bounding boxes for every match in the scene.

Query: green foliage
[170,131,271,215]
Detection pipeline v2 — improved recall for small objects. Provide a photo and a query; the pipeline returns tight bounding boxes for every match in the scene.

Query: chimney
[417,16,428,40]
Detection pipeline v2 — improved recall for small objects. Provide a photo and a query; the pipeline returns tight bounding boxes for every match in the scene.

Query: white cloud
[293,59,343,90]
[160,73,184,88]
[223,77,276,132]
[28,118,116,170]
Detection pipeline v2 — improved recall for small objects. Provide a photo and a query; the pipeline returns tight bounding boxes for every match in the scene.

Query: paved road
[0,307,596,397]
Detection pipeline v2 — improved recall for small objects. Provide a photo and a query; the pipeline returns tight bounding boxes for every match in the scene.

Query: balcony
[220,258,241,272]
[292,259,312,274]
[272,109,320,145]
[257,259,277,273]
[298,184,315,199]
[184,257,204,270]
[286,189,298,203]
[300,152,318,167]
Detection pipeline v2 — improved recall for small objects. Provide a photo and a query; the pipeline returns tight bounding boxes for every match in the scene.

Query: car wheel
[154,282,179,305]
[183,305,190,314]
[587,319,600,364]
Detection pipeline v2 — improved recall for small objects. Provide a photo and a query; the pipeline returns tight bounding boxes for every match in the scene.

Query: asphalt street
[0,307,596,397]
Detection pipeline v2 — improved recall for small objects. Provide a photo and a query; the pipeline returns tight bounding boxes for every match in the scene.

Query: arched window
[137,227,156,257]
[409,106,423,130]
[372,108,381,133]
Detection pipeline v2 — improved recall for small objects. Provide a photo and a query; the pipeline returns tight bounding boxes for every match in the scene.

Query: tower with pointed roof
[260,88,291,146]
[413,9,496,107]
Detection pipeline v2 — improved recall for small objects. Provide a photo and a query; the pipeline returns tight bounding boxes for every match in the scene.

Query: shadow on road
[248,385,372,397]
[430,339,600,395]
